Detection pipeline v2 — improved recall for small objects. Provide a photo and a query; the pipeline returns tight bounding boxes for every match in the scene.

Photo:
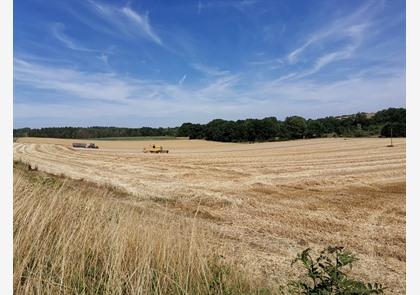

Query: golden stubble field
[14,137,406,293]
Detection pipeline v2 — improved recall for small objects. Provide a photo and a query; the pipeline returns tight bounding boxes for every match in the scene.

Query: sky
[14,0,406,128]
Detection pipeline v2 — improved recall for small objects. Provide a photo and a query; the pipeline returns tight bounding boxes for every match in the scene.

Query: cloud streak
[277,1,384,80]
[282,45,357,81]
[87,0,162,45]
[287,1,378,64]
[120,7,162,45]
[191,63,230,76]
[51,23,98,52]
[198,0,258,13]
[14,59,134,102]
[14,57,405,127]
[178,74,187,84]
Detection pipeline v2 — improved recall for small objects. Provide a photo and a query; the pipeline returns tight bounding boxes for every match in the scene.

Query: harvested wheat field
[14,137,406,293]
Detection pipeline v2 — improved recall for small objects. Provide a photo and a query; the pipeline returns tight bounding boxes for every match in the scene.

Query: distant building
[335,112,376,120]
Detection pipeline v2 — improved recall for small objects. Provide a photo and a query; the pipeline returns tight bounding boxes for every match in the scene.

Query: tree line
[14,107,405,141]
[13,126,178,139]
[177,107,405,142]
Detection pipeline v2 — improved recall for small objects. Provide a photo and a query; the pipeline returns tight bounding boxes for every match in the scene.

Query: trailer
[72,143,87,148]
[72,143,99,149]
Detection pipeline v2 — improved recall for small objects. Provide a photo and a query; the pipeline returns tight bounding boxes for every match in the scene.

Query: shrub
[287,246,385,294]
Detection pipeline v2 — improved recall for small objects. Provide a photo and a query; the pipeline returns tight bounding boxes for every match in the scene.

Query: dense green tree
[381,122,406,137]
[205,119,227,141]
[353,112,369,127]
[306,120,325,138]
[284,116,307,139]
[230,120,248,142]
[373,108,405,124]
[318,116,341,134]
[177,123,205,139]
[258,117,279,140]
[276,121,288,139]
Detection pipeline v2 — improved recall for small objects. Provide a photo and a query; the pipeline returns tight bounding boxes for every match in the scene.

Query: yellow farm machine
[143,144,169,153]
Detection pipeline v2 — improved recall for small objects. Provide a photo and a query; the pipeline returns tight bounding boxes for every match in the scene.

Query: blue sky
[14,0,405,128]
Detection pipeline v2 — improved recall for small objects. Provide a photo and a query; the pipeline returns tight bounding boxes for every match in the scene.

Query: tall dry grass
[13,163,262,295]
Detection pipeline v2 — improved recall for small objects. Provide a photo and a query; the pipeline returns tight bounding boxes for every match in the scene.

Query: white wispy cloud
[286,24,363,66]
[51,23,97,52]
[178,74,187,84]
[210,0,258,12]
[287,1,381,60]
[197,0,203,14]
[14,57,404,126]
[96,54,109,65]
[282,45,357,81]
[88,0,162,45]
[247,2,378,79]
[197,74,241,101]
[248,58,284,70]
[14,59,134,102]
[191,63,230,76]
[287,39,313,64]
[277,1,381,80]
[194,0,258,16]
[120,7,162,45]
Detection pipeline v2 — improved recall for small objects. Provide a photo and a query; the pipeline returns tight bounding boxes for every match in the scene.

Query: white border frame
[406,0,420,294]
[0,0,418,294]
[0,0,13,293]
